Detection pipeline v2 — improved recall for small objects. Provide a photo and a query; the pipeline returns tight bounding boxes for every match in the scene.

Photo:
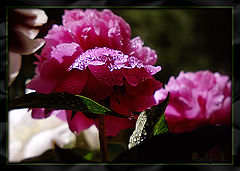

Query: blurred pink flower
[27,9,162,136]
[155,70,231,133]
[9,9,48,85]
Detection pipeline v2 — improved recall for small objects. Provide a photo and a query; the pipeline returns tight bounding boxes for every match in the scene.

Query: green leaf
[9,92,128,118]
[83,153,93,161]
[128,92,170,149]
[153,113,168,136]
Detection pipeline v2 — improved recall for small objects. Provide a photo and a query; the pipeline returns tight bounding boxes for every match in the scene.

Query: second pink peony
[155,70,231,133]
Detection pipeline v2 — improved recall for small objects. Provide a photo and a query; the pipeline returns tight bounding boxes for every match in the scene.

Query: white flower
[9,9,48,85]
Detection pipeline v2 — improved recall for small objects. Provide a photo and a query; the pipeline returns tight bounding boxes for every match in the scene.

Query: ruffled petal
[69,22,106,51]
[41,25,78,58]
[209,96,231,125]
[157,70,232,133]
[62,9,86,25]
[62,9,131,52]
[39,42,80,83]
[129,36,158,65]
[194,70,216,91]
[69,47,161,87]
[50,42,80,63]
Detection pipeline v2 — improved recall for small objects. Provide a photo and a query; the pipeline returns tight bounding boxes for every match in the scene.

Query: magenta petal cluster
[155,70,231,133]
[27,9,162,136]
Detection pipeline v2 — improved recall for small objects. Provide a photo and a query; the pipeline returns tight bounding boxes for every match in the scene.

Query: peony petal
[54,70,88,94]
[66,111,94,134]
[27,9,162,137]
[51,110,67,121]
[165,105,205,133]
[50,42,80,63]
[129,36,158,65]
[105,9,131,53]
[154,88,169,104]
[215,72,229,86]
[31,108,45,119]
[110,94,132,115]
[70,47,161,87]
[62,9,131,53]
[26,75,56,93]
[39,42,80,83]
[41,25,78,58]
[129,36,143,54]
[95,115,136,137]
[71,22,106,51]
[110,79,162,114]
[194,70,216,91]
[124,68,153,86]
[121,79,162,112]
[158,70,232,133]
[81,70,113,101]
[88,65,124,86]
[144,65,162,75]
[39,58,66,83]
[62,9,85,25]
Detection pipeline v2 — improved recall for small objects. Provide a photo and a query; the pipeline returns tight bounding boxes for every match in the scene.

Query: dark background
[1,0,239,171]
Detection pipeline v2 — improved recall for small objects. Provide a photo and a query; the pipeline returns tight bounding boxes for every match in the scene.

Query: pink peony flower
[27,9,162,136]
[155,70,231,133]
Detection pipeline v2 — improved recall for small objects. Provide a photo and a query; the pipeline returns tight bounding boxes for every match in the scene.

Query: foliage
[9,92,130,119]
[128,93,169,149]
[153,114,168,136]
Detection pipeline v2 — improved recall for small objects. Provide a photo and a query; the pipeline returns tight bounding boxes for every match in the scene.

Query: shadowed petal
[26,75,56,93]
[66,111,94,134]
[54,70,88,94]
[95,115,135,137]
[31,108,45,119]
[81,71,113,101]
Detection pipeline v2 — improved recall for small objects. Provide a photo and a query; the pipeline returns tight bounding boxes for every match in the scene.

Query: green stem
[98,115,109,162]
